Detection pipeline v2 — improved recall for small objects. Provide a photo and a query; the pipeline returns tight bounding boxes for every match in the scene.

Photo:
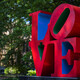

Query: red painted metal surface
[51,38,80,77]
[49,3,80,39]
[29,10,52,76]
[29,3,80,77]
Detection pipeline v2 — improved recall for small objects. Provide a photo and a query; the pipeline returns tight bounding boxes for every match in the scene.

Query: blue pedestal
[19,76,80,80]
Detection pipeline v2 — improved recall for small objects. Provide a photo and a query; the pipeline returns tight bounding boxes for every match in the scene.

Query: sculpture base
[19,76,80,80]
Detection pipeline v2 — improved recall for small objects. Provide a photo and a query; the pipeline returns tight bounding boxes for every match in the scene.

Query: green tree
[0,0,32,74]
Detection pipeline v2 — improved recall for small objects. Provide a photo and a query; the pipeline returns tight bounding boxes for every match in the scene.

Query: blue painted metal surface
[62,42,73,56]
[38,13,51,40]
[62,42,73,74]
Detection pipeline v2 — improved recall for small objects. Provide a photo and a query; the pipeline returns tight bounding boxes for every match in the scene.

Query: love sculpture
[29,3,80,77]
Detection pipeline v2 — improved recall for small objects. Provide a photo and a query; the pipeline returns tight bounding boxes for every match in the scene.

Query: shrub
[26,70,36,76]
[4,67,20,75]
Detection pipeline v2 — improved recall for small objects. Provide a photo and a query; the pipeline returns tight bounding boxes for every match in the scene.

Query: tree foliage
[0,0,79,74]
